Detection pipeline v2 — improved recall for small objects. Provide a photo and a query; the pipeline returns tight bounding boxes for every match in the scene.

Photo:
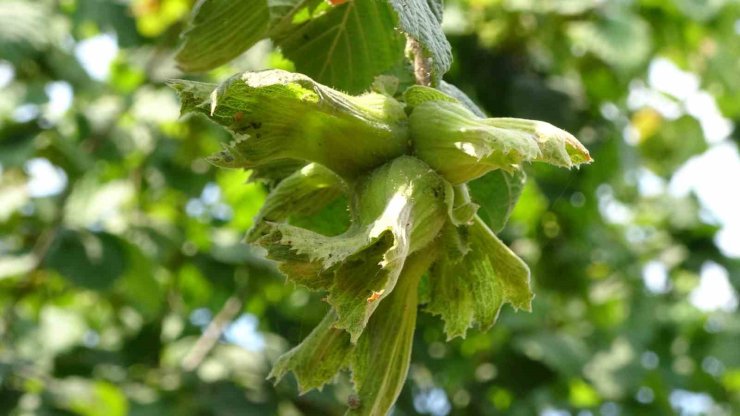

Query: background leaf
[175,0,270,72]
[45,229,127,291]
[469,168,527,233]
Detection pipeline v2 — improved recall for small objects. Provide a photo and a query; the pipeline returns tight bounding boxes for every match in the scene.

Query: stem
[406,37,431,86]
[181,295,243,371]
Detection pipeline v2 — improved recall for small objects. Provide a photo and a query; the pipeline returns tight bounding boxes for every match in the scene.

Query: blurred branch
[181,295,243,371]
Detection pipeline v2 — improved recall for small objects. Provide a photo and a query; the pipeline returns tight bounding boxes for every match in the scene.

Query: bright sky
[74,33,118,81]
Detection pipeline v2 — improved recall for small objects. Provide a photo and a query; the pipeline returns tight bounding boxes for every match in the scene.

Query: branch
[406,37,431,86]
[181,295,243,371]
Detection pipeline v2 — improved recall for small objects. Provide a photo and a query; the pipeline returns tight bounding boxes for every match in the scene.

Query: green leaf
[403,82,486,119]
[410,100,592,184]
[446,184,479,226]
[169,70,409,180]
[637,114,707,178]
[167,79,217,113]
[426,216,532,340]
[274,0,406,93]
[45,229,128,291]
[348,249,435,416]
[439,80,486,117]
[246,163,346,241]
[248,159,308,185]
[288,195,352,237]
[175,0,322,72]
[486,119,592,167]
[268,310,354,393]
[257,156,449,341]
[426,0,444,21]
[175,0,270,72]
[257,218,390,292]
[567,14,652,72]
[266,0,310,24]
[469,168,526,233]
[388,0,452,84]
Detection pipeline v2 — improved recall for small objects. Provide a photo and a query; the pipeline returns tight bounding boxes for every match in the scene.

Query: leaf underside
[175,0,270,72]
[275,0,407,93]
[469,168,527,233]
[388,0,452,84]
[175,0,453,92]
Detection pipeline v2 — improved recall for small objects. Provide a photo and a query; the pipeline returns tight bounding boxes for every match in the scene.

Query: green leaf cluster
[175,0,453,93]
[172,69,591,414]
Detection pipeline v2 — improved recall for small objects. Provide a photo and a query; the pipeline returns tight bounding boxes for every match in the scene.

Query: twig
[181,295,243,371]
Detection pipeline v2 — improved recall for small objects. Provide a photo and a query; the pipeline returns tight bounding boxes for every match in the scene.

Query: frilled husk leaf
[169,69,409,180]
[409,99,592,184]
[426,216,533,340]
[347,249,434,416]
[268,249,435,415]
[246,163,346,242]
[268,310,353,393]
[257,156,448,342]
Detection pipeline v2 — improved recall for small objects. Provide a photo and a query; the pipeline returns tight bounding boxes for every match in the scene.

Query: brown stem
[406,37,431,86]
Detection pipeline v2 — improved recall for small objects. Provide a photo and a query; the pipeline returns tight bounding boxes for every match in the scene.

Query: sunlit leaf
[175,0,270,72]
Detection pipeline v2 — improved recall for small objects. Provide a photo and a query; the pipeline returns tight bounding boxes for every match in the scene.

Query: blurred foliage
[1,0,739,415]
